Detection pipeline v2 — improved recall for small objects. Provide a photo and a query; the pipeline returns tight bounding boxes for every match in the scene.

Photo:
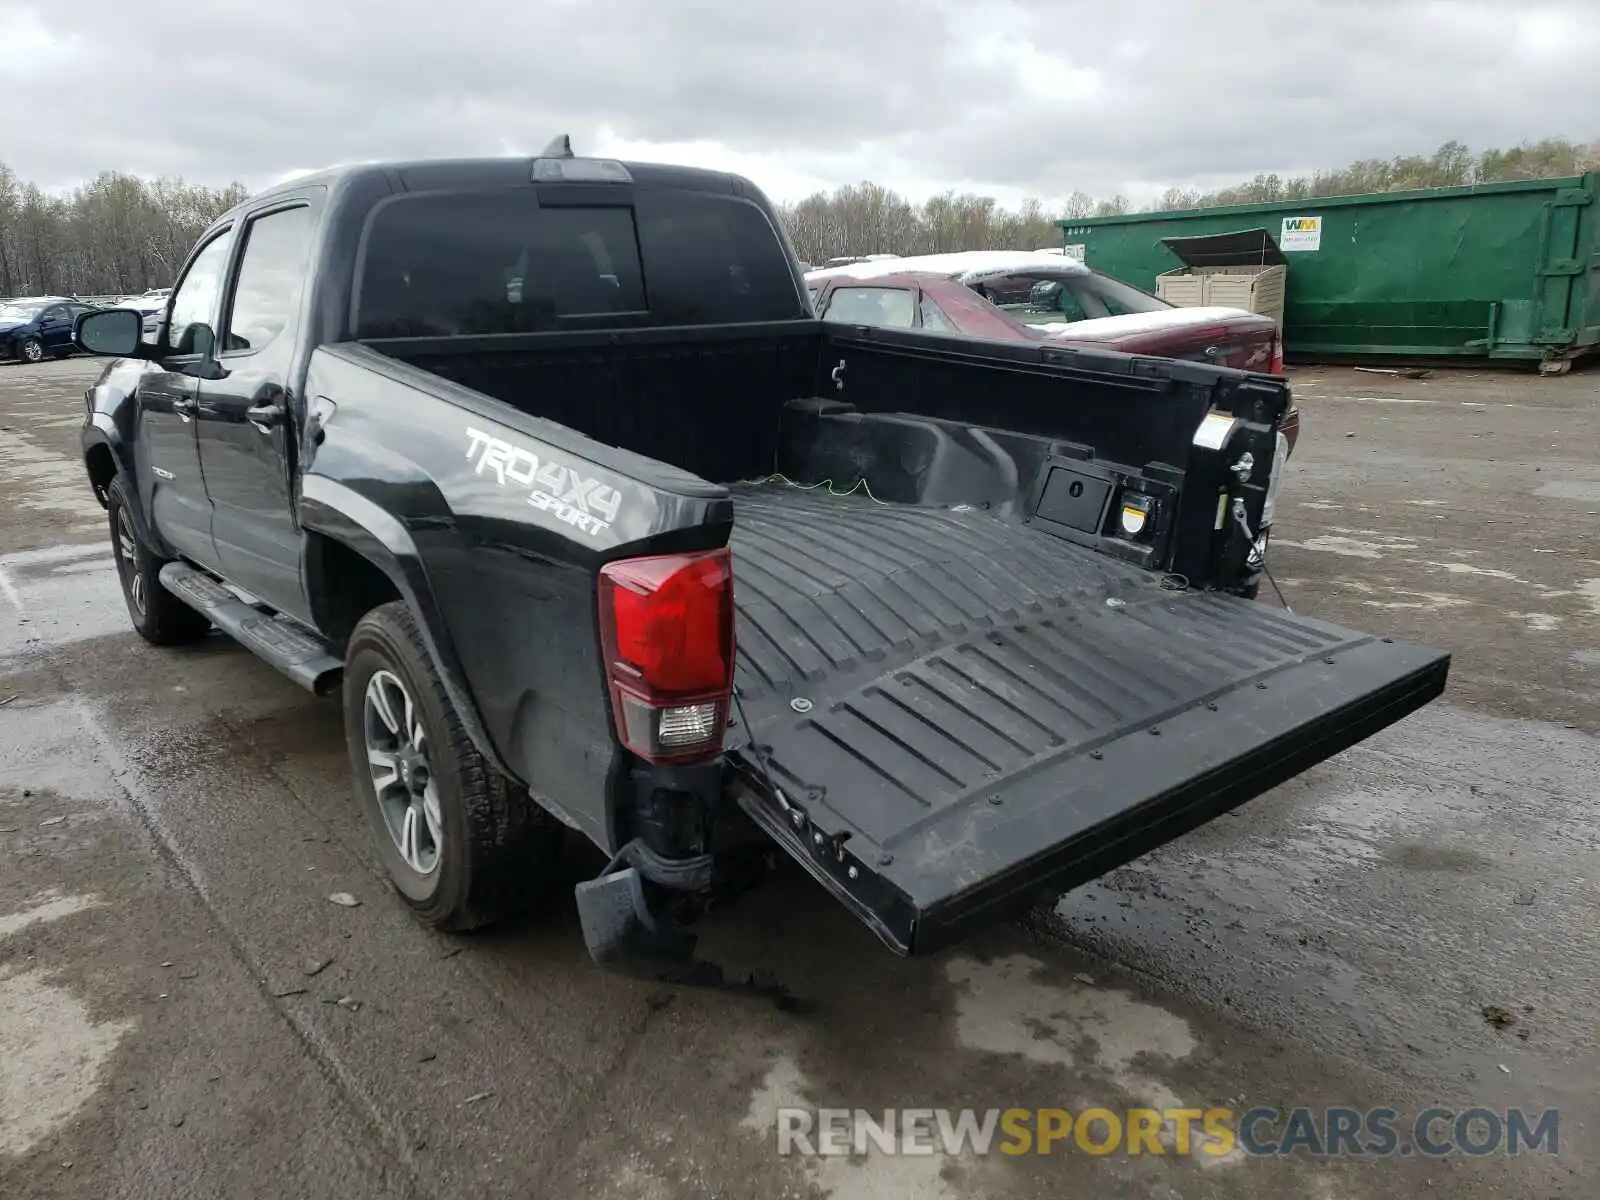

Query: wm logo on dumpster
[1280,215,1323,250]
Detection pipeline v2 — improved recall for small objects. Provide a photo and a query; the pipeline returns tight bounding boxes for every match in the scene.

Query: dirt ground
[0,356,1595,1200]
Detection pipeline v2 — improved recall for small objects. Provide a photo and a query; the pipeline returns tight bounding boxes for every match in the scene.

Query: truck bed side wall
[379,323,825,488]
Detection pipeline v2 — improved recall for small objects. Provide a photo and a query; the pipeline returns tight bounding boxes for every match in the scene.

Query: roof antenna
[541,134,574,158]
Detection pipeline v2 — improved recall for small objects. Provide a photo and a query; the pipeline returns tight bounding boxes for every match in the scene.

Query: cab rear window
[355,188,804,337]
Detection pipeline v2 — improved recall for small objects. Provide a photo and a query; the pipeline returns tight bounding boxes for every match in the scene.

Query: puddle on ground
[1581,580,1600,618]
[742,1056,968,1200]
[0,424,107,528]
[943,954,1194,1073]
[0,541,126,659]
[0,968,134,1155]
[0,888,134,1156]
[0,891,104,939]
[1274,535,1420,560]
[735,955,1241,1197]
[1535,480,1600,503]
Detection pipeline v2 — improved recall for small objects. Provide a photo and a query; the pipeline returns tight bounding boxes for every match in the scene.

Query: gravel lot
[1,356,1595,1199]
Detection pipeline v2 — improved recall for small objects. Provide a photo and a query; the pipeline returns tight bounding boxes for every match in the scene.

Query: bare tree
[0,161,245,297]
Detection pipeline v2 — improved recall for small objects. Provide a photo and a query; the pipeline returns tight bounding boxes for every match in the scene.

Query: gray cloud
[5,0,1597,201]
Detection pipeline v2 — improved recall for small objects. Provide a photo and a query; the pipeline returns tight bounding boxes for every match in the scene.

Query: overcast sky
[4,0,1597,208]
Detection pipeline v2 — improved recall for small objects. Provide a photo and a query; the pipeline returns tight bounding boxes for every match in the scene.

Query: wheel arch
[82,422,163,550]
[298,476,518,784]
[84,440,117,507]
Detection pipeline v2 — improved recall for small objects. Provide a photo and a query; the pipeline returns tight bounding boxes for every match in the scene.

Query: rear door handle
[246,403,286,430]
[172,395,197,417]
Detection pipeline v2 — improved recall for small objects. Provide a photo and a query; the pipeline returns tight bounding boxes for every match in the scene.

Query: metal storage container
[1058,174,1600,371]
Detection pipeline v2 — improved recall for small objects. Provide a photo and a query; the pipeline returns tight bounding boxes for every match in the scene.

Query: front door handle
[172,395,197,418]
[246,403,287,431]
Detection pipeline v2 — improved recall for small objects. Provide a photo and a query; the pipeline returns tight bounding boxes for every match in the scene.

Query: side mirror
[75,308,146,357]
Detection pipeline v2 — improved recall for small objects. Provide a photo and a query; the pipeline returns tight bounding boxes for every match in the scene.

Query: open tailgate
[724,489,1449,956]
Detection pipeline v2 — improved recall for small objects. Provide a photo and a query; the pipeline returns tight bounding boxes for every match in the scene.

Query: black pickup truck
[73,138,1449,979]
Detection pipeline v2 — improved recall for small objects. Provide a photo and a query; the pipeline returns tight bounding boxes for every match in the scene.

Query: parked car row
[113,290,171,343]
[0,295,102,363]
[1,286,172,362]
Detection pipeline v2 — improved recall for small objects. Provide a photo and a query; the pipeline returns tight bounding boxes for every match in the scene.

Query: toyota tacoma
[73,137,1449,982]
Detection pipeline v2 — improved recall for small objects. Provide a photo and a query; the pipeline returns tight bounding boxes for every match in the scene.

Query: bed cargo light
[597,548,735,764]
[1118,493,1155,538]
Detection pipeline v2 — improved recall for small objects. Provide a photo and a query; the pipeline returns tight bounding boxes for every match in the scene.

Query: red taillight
[597,548,735,763]
[1270,330,1285,376]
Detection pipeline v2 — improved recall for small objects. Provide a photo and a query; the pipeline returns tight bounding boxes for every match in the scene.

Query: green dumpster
[1058,174,1600,371]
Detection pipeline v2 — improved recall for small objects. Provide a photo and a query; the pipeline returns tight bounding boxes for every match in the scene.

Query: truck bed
[725,482,1448,954]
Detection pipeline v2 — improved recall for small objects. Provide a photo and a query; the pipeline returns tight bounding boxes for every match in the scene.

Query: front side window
[224,206,314,353]
[165,233,233,354]
[822,286,917,329]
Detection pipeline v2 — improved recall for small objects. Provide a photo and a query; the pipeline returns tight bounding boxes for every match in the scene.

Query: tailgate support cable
[1233,498,1293,614]
[731,684,805,827]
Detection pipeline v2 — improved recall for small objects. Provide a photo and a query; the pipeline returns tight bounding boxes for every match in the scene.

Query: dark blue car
[1,296,97,364]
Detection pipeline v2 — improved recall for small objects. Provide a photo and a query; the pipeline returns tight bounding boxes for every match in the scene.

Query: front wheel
[106,476,211,645]
[342,602,564,931]
[18,338,44,365]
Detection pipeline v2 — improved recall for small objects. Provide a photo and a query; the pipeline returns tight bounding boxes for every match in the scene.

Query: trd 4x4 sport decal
[464,426,624,538]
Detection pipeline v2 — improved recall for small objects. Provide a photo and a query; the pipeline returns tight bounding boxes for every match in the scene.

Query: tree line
[776,137,1600,264]
[4,136,1597,296]
[0,163,246,299]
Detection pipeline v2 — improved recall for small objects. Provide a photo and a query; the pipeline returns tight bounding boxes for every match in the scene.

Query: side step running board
[158,563,344,696]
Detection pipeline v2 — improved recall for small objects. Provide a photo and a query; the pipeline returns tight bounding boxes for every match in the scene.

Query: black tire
[106,476,211,645]
[342,601,564,931]
[19,337,44,365]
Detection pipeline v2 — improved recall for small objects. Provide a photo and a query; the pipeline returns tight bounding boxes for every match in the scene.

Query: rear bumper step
[159,563,343,695]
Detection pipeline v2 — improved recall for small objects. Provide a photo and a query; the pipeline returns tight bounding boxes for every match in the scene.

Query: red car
[806,252,1299,454]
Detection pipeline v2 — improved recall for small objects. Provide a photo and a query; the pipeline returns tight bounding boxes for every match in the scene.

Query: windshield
[354,187,805,337]
[0,302,45,322]
[979,270,1170,327]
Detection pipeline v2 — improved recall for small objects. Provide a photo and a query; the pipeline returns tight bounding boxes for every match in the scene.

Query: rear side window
[355,188,802,338]
[822,287,916,329]
[919,297,956,332]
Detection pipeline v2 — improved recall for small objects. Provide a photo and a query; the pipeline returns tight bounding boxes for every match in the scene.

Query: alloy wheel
[363,669,443,875]
[115,507,145,617]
